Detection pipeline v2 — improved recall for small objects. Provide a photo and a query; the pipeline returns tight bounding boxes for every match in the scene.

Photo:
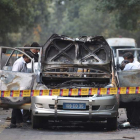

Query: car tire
[32,114,48,129]
[107,117,117,130]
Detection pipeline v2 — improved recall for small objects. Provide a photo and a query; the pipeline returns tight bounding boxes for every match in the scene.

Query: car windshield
[111,46,135,57]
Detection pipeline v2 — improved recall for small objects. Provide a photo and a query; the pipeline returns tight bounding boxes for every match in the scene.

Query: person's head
[30,42,40,54]
[123,52,134,63]
[24,44,30,52]
[23,55,31,63]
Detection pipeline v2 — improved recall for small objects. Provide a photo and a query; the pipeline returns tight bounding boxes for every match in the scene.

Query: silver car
[31,35,119,130]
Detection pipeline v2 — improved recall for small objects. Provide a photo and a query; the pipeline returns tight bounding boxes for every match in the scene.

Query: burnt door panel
[0,70,36,105]
[117,70,140,87]
[0,70,36,90]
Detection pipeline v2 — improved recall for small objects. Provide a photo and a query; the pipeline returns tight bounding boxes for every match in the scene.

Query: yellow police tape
[0,87,140,97]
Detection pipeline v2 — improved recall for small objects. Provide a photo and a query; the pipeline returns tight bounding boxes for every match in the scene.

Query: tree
[0,0,50,46]
[2,0,140,46]
[95,0,140,30]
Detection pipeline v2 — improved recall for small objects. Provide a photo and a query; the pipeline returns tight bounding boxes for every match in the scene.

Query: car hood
[42,34,112,73]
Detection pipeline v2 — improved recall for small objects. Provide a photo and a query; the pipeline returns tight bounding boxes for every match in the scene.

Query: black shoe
[5,123,17,129]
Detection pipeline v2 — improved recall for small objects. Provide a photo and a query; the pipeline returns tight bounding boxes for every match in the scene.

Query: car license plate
[63,103,86,109]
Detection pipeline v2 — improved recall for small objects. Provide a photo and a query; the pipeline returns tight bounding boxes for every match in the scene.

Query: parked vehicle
[106,38,137,65]
[31,35,119,130]
[0,35,119,130]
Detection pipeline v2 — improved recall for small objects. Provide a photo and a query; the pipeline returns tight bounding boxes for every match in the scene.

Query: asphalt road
[0,108,139,140]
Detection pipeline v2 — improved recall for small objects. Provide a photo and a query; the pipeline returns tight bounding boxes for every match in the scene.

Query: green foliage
[46,0,111,37]
[1,0,140,47]
[96,0,140,30]
[0,0,49,46]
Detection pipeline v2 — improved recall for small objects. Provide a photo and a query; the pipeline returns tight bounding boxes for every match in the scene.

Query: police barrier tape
[0,87,140,97]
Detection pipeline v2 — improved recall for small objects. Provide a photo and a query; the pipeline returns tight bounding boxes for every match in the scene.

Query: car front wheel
[32,114,48,129]
[107,117,117,130]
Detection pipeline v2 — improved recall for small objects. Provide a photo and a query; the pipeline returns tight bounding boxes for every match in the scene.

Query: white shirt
[133,60,140,68]
[12,57,27,72]
[27,62,38,69]
[124,60,140,71]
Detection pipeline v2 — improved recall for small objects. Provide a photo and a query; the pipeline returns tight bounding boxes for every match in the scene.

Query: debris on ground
[120,122,130,128]
[123,136,135,139]
[6,117,11,121]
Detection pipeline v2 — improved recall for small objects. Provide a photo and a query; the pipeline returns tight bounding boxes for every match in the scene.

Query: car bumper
[31,95,118,119]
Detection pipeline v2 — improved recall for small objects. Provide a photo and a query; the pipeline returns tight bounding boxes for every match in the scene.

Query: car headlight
[105,105,114,110]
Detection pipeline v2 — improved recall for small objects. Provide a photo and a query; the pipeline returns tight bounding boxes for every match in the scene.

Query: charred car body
[31,34,119,130]
[0,35,119,130]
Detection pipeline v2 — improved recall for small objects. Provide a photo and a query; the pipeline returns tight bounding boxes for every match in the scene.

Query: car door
[0,47,41,106]
[116,48,140,103]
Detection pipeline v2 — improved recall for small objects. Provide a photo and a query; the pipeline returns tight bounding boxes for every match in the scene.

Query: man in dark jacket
[23,42,40,126]
[25,42,40,62]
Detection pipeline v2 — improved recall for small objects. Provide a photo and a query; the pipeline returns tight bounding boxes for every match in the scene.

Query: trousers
[23,110,31,123]
[11,109,23,124]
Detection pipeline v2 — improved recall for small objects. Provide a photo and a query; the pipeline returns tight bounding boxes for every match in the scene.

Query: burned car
[31,34,119,130]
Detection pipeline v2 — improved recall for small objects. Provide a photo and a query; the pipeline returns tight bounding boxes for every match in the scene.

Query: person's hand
[120,60,129,70]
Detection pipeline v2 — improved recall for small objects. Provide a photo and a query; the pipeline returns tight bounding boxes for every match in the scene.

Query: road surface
[0,108,139,140]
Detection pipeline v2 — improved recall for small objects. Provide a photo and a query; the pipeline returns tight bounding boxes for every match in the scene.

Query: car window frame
[116,48,139,71]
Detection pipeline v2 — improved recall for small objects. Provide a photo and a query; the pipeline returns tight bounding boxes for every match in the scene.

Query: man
[22,44,32,125]
[25,42,40,62]
[23,42,40,124]
[8,54,31,128]
[121,52,140,71]
[12,54,31,72]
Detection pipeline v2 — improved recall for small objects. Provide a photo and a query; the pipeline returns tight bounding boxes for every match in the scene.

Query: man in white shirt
[12,55,31,72]
[122,52,140,125]
[122,52,140,71]
[9,54,31,128]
